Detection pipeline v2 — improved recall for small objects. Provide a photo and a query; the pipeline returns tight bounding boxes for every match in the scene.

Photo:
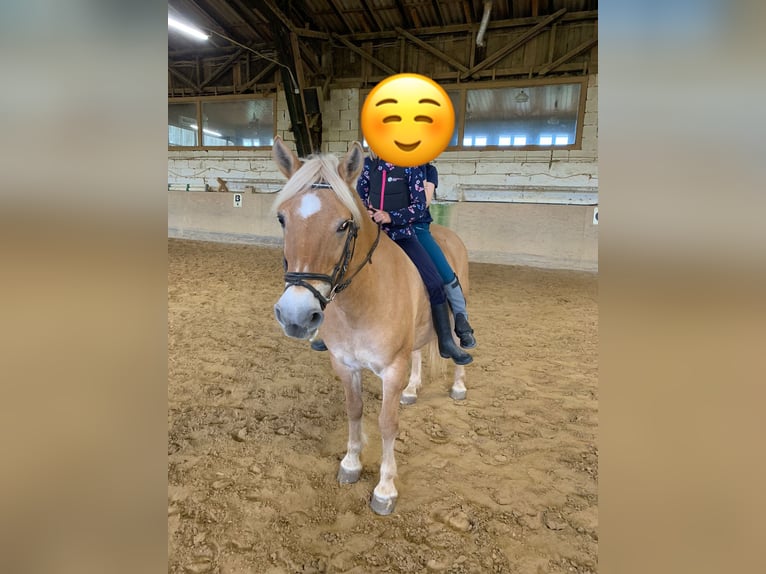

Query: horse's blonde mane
[273,154,363,223]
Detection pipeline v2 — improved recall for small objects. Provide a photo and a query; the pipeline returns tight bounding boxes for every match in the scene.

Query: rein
[282,183,382,310]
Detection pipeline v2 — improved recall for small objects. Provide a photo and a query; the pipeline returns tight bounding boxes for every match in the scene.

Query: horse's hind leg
[400,349,422,405]
[371,358,409,515]
[450,364,467,400]
[335,366,364,484]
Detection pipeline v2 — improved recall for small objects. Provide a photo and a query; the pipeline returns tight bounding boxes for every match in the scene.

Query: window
[201,99,274,147]
[362,78,586,151]
[168,103,198,147]
[168,96,275,149]
[457,80,585,150]
[446,91,460,147]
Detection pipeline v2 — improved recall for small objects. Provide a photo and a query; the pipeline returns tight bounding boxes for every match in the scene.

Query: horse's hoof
[370,493,397,515]
[337,466,361,484]
[400,393,417,405]
[449,388,467,401]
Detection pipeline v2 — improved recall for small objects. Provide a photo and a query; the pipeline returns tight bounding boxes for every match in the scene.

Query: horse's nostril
[309,311,323,328]
[274,305,283,323]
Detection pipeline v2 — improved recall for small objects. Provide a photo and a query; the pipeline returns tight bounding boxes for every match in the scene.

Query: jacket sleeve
[387,166,428,227]
[355,157,372,208]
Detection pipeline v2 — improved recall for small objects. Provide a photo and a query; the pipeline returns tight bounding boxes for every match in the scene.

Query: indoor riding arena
[168,2,598,573]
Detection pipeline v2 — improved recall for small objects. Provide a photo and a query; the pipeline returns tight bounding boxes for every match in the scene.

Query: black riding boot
[443,275,476,349]
[431,302,473,365]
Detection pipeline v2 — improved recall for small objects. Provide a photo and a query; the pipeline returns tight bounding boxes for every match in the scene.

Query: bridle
[282,182,381,310]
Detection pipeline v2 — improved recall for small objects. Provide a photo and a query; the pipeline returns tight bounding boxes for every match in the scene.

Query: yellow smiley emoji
[361,73,455,166]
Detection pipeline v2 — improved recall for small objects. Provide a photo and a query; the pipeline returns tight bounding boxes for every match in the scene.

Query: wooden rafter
[394,26,469,73]
[297,28,331,39]
[168,67,200,91]
[289,31,308,89]
[331,33,396,75]
[432,0,446,27]
[538,37,597,76]
[285,0,320,33]
[394,0,414,29]
[200,49,245,89]
[327,0,356,34]
[188,0,260,43]
[327,61,590,88]
[361,0,385,31]
[460,8,567,80]
[183,0,245,41]
[462,0,474,24]
[250,0,294,33]
[238,61,277,91]
[298,41,320,75]
[342,11,597,42]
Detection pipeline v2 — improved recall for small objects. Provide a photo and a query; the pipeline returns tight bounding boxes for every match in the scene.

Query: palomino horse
[271,136,470,514]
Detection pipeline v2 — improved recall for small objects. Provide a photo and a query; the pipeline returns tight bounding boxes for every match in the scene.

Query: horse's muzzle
[274,287,325,339]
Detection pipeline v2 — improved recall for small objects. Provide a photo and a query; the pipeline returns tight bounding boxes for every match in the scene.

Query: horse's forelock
[273,154,363,222]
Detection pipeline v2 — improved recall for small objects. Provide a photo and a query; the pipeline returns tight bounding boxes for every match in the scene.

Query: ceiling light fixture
[515,90,529,103]
[168,16,209,41]
[168,12,300,95]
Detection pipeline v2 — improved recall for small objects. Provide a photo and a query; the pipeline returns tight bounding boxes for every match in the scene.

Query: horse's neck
[333,222,390,317]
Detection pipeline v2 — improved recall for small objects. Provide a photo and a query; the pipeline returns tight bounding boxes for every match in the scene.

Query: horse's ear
[272,136,300,178]
[339,141,364,187]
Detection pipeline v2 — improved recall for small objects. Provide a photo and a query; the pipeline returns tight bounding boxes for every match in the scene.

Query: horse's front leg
[400,349,422,405]
[450,364,467,400]
[334,364,364,484]
[370,357,409,515]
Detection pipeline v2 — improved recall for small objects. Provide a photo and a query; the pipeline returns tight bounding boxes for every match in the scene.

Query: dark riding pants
[393,236,446,305]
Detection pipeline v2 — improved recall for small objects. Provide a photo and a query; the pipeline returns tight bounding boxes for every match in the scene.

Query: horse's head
[271,137,366,340]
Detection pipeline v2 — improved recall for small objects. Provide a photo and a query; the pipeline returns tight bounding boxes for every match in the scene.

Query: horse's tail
[426,338,446,380]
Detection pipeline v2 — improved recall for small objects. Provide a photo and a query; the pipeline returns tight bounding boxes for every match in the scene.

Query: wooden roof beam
[432,0,446,27]
[394,0,414,29]
[327,0,356,35]
[239,61,277,91]
[460,8,567,80]
[168,66,200,92]
[186,0,259,43]
[394,26,469,73]
[462,0,474,23]
[299,41,321,75]
[344,11,597,42]
[361,0,385,32]
[538,37,597,76]
[199,48,245,88]
[249,0,294,32]
[331,33,396,75]
[227,0,274,42]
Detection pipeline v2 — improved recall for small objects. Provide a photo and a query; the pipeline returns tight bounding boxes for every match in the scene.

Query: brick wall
[168,75,597,198]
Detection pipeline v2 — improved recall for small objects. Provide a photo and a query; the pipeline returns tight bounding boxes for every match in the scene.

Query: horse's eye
[277,213,285,228]
[337,220,350,232]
